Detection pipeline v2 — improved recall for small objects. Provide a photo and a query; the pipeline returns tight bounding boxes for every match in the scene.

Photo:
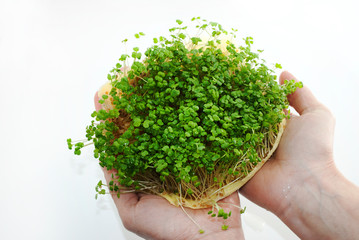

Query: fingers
[279,71,321,115]
[94,91,102,111]
[94,91,139,222]
[102,169,139,226]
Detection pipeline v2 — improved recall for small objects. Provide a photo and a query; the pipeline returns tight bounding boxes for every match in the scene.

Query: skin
[241,71,359,239]
[241,70,337,216]
[94,71,359,239]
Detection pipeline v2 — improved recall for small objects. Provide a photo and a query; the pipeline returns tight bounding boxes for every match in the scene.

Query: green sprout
[221,225,229,231]
[68,17,302,233]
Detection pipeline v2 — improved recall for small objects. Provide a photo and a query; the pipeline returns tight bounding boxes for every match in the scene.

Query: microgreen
[68,17,301,233]
[221,225,229,231]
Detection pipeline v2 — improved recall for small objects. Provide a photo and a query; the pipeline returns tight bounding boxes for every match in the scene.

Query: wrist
[278,167,359,240]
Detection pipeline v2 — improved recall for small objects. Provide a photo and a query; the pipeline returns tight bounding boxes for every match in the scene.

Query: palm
[240,71,336,216]
[109,189,243,240]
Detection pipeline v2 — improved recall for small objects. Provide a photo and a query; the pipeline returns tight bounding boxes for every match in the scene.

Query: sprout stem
[178,199,203,231]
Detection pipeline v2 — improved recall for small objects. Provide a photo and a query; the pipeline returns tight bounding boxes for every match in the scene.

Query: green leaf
[240,206,246,214]
[176,19,183,25]
[245,133,251,141]
[133,118,142,127]
[143,120,150,128]
[178,33,186,39]
[171,89,180,97]
[119,54,129,61]
[156,160,168,172]
[190,37,202,44]
[217,209,224,217]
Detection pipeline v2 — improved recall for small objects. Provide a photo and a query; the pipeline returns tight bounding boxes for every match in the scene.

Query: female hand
[240,71,359,240]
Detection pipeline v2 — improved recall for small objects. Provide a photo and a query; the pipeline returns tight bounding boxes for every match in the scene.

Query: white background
[1,0,359,239]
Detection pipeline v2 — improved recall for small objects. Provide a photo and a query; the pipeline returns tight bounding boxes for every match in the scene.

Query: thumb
[94,90,140,220]
[279,71,320,115]
[94,91,102,111]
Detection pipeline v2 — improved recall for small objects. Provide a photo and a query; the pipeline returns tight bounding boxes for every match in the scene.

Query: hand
[240,71,359,239]
[94,94,245,240]
[240,70,336,214]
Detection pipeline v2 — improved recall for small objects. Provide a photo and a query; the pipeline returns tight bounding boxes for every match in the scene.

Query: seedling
[68,17,302,232]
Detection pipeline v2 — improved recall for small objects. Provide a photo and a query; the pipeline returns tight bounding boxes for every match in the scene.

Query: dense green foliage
[68,18,302,195]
